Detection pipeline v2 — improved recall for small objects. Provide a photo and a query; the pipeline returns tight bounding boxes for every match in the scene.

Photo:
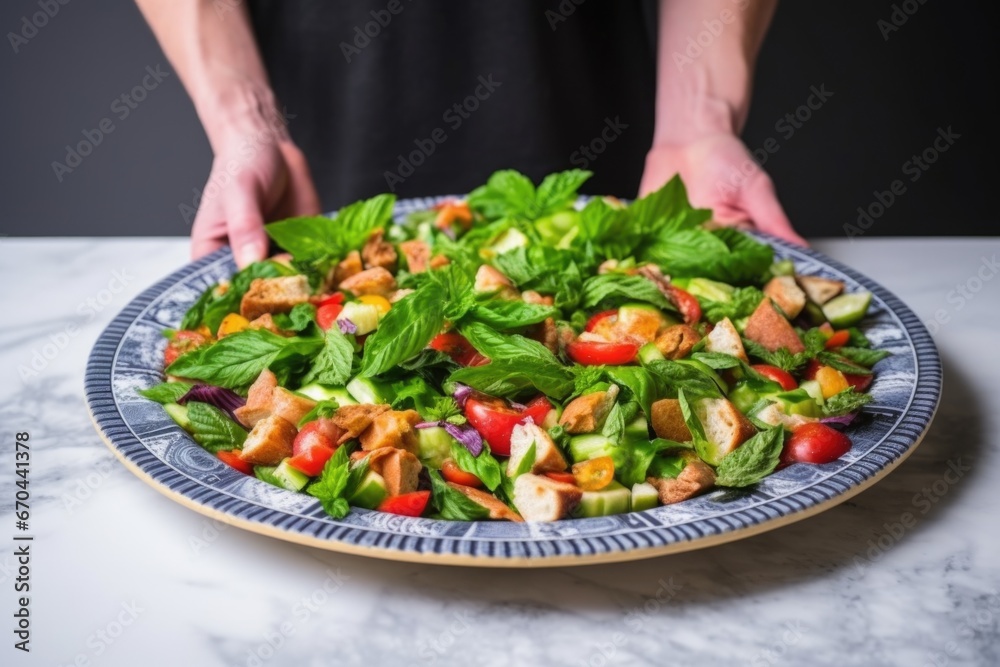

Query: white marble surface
[2,237,999,667]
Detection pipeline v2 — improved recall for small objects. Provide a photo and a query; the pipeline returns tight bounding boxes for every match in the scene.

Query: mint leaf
[138,381,193,404]
[645,226,773,284]
[424,397,463,423]
[822,388,872,416]
[301,327,356,386]
[265,194,395,263]
[700,287,765,324]
[428,470,491,520]
[467,299,557,329]
[618,440,686,486]
[643,359,721,400]
[715,426,784,487]
[187,401,247,453]
[836,346,891,368]
[532,169,592,217]
[817,351,872,376]
[467,170,536,220]
[581,274,673,310]
[307,445,355,518]
[450,442,503,491]
[298,399,339,427]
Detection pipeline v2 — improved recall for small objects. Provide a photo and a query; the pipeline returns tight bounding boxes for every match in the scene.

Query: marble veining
[1,237,998,667]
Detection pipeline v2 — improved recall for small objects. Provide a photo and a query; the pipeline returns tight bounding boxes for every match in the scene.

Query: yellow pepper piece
[357,294,392,315]
[217,313,250,338]
[815,365,849,399]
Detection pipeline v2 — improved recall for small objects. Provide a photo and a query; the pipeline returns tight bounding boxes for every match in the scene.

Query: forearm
[134,0,282,151]
[653,0,778,146]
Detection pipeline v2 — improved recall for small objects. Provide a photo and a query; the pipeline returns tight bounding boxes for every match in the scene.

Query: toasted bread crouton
[332,250,363,287]
[754,402,818,431]
[650,399,692,442]
[598,259,619,274]
[648,457,716,505]
[513,473,583,521]
[270,387,316,426]
[240,276,312,321]
[507,422,568,477]
[559,386,619,434]
[234,369,278,428]
[693,397,756,459]
[655,324,702,360]
[744,299,806,354]
[361,229,397,271]
[796,275,844,305]
[338,267,397,297]
[429,254,450,269]
[448,483,524,522]
[332,404,390,444]
[399,240,431,273]
[364,448,422,496]
[522,290,554,306]
[474,265,518,299]
[704,317,748,362]
[529,317,558,354]
[358,409,422,454]
[764,276,807,319]
[247,313,289,336]
[241,415,297,466]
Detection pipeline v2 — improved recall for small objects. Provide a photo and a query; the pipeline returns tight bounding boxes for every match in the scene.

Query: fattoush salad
[140,169,888,522]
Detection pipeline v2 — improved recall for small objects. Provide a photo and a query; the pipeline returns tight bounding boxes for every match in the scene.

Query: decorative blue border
[85,201,941,564]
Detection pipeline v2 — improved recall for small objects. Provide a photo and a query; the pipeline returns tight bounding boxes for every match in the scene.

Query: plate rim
[85,206,942,567]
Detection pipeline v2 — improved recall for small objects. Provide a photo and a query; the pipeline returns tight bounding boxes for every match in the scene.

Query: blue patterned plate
[85,198,941,567]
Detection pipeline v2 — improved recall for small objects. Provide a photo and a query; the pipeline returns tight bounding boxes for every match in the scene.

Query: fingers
[741,175,809,246]
[278,142,322,216]
[190,196,228,260]
[223,174,269,267]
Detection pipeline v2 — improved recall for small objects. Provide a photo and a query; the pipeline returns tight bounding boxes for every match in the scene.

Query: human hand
[191,135,321,266]
[639,134,807,246]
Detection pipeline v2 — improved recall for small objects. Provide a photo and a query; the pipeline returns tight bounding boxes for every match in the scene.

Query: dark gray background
[1,1,995,239]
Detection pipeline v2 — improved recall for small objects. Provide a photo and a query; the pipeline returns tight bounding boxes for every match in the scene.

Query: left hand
[639,134,807,246]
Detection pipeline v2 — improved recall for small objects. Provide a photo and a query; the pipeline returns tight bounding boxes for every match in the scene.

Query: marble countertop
[2,237,998,667]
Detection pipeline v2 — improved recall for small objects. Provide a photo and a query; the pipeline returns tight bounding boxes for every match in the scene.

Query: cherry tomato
[217,449,254,475]
[464,394,550,456]
[842,372,873,392]
[824,330,851,349]
[287,422,337,476]
[544,472,577,485]
[430,332,489,366]
[571,456,615,491]
[666,285,701,324]
[585,310,618,333]
[316,303,344,330]
[751,364,798,391]
[317,293,345,308]
[378,490,431,517]
[522,395,554,426]
[164,330,209,366]
[781,423,852,466]
[566,340,638,365]
[440,459,483,488]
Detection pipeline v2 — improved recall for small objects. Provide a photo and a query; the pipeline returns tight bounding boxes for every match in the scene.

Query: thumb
[224,176,269,267]
[740,175,808,246]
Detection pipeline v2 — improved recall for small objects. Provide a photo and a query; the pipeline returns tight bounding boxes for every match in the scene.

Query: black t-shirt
[247,0,657,209]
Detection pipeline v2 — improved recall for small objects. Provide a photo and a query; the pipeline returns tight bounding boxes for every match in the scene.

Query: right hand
[191,135,321,266]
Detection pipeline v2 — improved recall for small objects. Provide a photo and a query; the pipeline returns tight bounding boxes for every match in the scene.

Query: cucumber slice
[340,301,382,335]
[574,481,631,517]
[770,259,795,277]
[822,292,872,328]
[568,434,624,466]
[540,405,563,430]
[686,277,736,303]
[164,403,192,432]
[486,227,529,256]
[295,384,358,405]
[775,389,820,418]
[799,380,825,407]
[271,459,310,492]
[346,376,394,405]
[801,301,827,326]
[624,415,649,440]
[348,470,388,509]
[631,482,660,512]
[638,342,665,364]
[417,426,453,468]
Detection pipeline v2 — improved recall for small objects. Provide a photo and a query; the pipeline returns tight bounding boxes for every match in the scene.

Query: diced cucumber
[770,259,795,277]
[346,376,394,405]
[348,470,388,509]
[638,342,665,364]
[799,380,825,407]
[569,434,625,467]
[624,415,649,440]
[540,404,563,430]
[775,388,820,418]
[295,384,358,405]
[271,459,310,492]
[729,383,762,414]
[534,211,580,247]
[801,301,828,326]
[486,227,529,256]
[631,482,660,512]
[619,303,680,329]
[574,481,631,518]
[822,292,872,328]
[164,403,192,432]
[686,278,736,303]
[340,301,382,335]
[676,358,729,394]
[417,426,453,468]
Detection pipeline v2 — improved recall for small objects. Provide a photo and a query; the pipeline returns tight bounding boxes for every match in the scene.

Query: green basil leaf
[187,401,247,453]
[714,426,784,487]
[138,381,193,404]
[360,282,447,377]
